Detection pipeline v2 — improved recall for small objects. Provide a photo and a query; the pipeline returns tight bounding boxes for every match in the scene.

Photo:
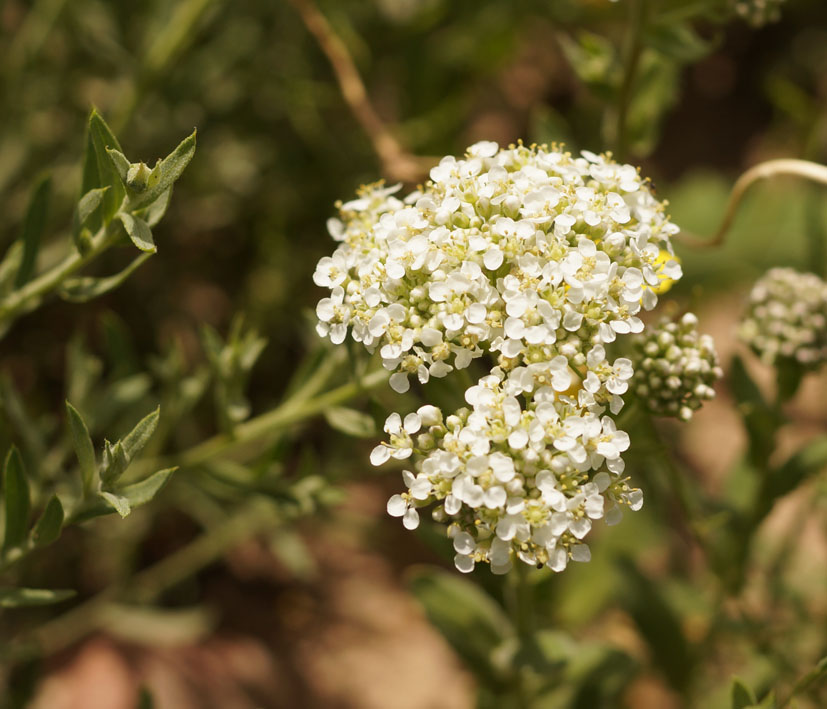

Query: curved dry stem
[285,0,435,183]
[679,159,827,249]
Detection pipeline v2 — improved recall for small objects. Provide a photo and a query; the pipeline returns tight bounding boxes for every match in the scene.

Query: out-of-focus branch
[286,0,434,183]
[678,159,827,249]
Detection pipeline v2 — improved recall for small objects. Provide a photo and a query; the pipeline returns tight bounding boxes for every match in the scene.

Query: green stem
[0,224,115,332]
[615,0,647,161]
[168,366,389,470]
[506,563,535,708]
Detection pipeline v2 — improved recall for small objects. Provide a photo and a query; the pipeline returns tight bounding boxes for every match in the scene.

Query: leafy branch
[0,404,176,606]
[0,110,195,336]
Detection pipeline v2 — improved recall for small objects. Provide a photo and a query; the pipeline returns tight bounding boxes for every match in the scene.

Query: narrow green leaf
[74,468,175,522]
[120,467,176,508]
[118,213,156,253]
[106,148,130,182]
[3,447,30,552]
[81,109,126,229]
[66,402,97,494]
[731,677,756,709]
[72,186,110,243]
[143,188,172,227]
[100,491,131,518]
[0,587,76,608]
[127,131,196,211]
[100,440,129,487]
[121,407,160,461]
[59,253,152,303]
[408,566,514,679]
[14,173,51,288]
[324,406,376,438]
[31,495,64,547]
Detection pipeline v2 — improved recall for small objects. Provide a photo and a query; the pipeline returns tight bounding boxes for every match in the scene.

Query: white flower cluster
[315,141,681,394]
[733,0,785,26]
[738,267,827,368]
[373,357,642,574]
[630,313,722,421]
[315,141,685,574]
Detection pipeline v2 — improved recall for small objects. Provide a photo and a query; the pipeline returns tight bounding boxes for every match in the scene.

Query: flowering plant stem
[158,365,389,472]
[0,223,116,331]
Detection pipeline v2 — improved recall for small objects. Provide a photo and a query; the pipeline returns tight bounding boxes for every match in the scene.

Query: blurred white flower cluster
[738,267,827,368]
[315,141,709,574]
[733,0,786,26]
[631,313,722,421]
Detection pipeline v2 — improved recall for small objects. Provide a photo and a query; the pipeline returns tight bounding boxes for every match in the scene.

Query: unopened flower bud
[126,162,152,192]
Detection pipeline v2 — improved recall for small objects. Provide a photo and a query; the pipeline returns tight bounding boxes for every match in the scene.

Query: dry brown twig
[286,0,435,183]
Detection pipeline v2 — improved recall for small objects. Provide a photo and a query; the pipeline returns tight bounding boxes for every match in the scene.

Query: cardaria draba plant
[314,141,717,574]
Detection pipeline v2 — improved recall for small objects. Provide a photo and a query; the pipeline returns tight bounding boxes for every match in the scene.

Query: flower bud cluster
[315,142,700,575]
[630,313,722,421]
[738,267,827,368]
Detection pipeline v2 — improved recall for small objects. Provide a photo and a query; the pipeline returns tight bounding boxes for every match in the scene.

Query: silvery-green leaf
[82,468,175,521]
[100,490,131,518]
[106,148,130,182]
[72,186,110,247]
[66,401,97,494]
[121,406,160,461]
[59,253,152,303]
[143,188,172,227]
[81,109,126,229]
[127,131,196,211]
[118,212,156,253]
[119,467,176,508]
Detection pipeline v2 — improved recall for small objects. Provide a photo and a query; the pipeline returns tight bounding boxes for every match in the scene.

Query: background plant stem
[615,0,647,161]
